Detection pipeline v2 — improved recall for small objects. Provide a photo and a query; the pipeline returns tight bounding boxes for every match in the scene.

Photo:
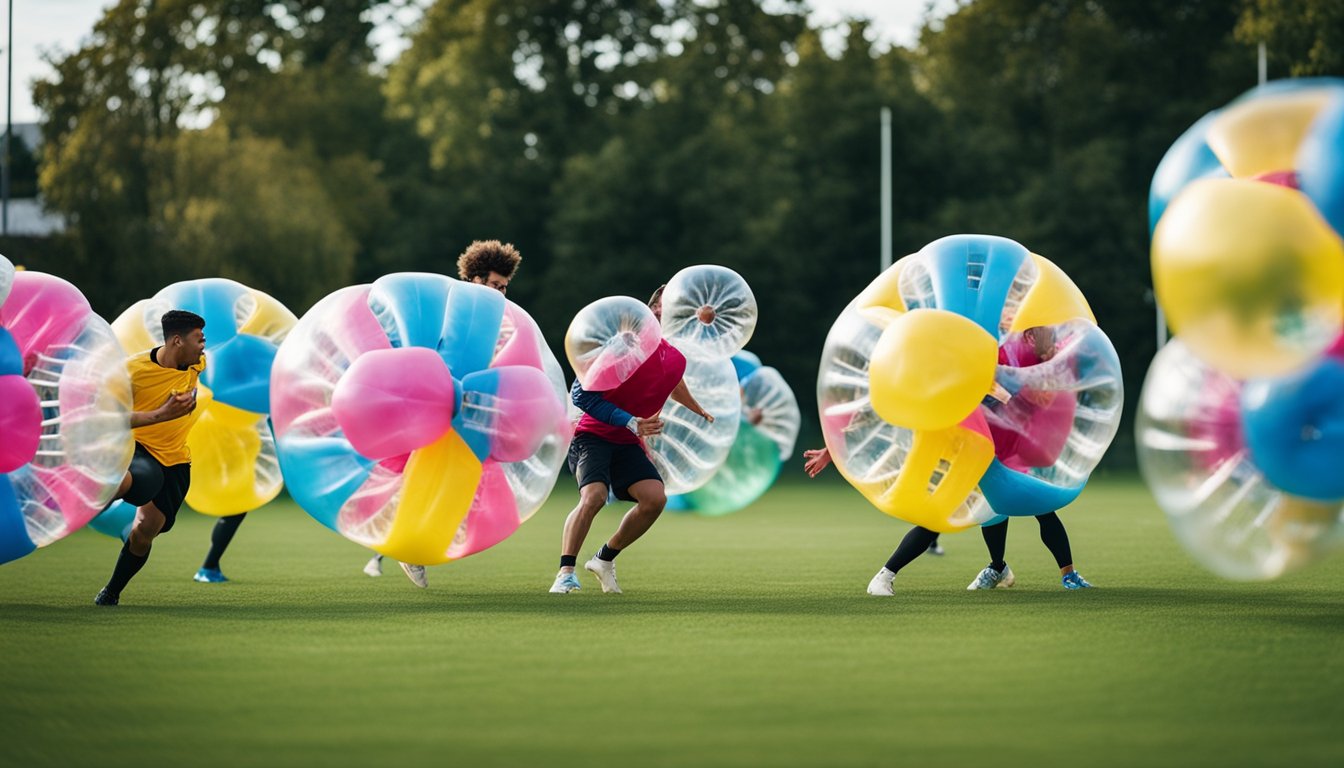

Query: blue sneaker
[193,567,229,583]
[1062,571,1093,589]
[549,571,582,593]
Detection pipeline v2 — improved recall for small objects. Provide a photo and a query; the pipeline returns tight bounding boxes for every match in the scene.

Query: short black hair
[162,309,205,340]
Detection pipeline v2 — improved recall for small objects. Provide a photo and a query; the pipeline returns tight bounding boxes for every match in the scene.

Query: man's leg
[582,479,665,595]
[196,513,247,583]
[968,520,1015,590]
[868,525,940,596]
[97,503,166,605]
[551,482,607,593]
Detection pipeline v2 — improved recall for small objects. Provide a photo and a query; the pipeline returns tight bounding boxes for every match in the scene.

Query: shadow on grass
[5,585,1343,629]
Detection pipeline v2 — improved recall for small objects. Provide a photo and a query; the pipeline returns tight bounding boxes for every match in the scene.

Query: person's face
[473,271,510,294]
[1025,327,1054,358]
[649,297,662,322]
[172,328,206,364]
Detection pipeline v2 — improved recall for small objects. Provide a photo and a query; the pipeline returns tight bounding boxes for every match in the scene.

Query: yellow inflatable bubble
[869,308,999,431]
[379,428,483,565]
[1206,89,1335,179]
[1152,178,1344,378]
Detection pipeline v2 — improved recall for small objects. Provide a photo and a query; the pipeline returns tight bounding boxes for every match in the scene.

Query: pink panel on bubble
[489,365,566,462]
[332,347,456,460]
[445,460,519,560]
[583,323,664,392]
[1326,331,1344,361]
[1187,375,1244,472]
[340,464,405,529]
[492,304,545,370]
[380,453,410,474]
[0,272,90,375]
[1253,170,1301,190]
[271,287,391,436]
[34,463,104,529]
[0,374,41,472]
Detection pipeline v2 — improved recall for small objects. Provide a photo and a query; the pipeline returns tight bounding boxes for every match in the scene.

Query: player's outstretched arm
[669,379,714,422]
[803,447,831,478]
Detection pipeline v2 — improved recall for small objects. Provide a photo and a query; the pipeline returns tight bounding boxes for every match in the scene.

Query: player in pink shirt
[550,286,714,594]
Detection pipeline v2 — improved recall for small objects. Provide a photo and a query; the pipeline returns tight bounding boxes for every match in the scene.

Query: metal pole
[1258,42,1267,86]
[2,0,12,236]
[880,107,892,273]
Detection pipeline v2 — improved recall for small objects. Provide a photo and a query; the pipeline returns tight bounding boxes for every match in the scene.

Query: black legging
[981,512,1072,571]
[201,512,247,570]
[883,526,941,574]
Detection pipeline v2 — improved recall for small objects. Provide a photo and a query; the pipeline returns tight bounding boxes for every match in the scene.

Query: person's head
[1023,325,1056,359]
[161,309,206,366]
[456,240,522,294]
[648,284,667,322]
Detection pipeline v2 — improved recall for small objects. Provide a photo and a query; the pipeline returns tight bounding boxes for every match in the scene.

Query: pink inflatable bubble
[332,347,456,461]
[564,297,662,391]
[0,375,40,473]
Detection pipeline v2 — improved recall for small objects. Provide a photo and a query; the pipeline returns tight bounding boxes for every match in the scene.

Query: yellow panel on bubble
[1153,178,1344,379]
[1009,254,1095,332]
[1206,89,1333,179]
[841,424,995,533]
[869,309,998,431]
[110,299,162,356]
[186,398,276,515]
[853,254,912,314]
[379,429,482,566]
[237,288,298,344]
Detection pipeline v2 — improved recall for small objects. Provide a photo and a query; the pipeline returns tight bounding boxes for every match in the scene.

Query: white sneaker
[967,564,1016,590]
[866,568,896,596]
[550,570,582,593]
[584,557,622,594]
[363,555,383,577]
[399,561,429,588]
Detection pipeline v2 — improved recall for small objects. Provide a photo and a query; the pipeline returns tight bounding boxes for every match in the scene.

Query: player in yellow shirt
[95,310,207,606]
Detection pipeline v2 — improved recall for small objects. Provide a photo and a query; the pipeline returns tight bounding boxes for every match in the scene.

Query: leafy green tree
[1237,0,1344,76]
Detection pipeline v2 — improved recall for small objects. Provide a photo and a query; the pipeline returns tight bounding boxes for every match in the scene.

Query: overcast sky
[3,0,957,124]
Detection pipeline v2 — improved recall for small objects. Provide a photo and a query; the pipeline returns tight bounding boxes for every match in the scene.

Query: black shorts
[567,433,662,502]
[122,443,192,533]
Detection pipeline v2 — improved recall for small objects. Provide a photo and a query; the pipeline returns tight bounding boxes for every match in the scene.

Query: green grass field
[3,475,1342,767]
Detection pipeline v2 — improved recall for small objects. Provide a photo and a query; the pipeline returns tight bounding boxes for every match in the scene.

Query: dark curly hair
[456,240,522,282]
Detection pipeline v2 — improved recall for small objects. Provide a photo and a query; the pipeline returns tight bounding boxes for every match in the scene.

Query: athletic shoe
[363,555,383,577]
[967,564,1016,590]
[926,540,945,556]
[94,588,119,606]
[193,567,229,583]
[550,571,582,593]
[399,562,429,588]
[1062,571,1094,589]
[866,569,896,596]
[584,556,622,594]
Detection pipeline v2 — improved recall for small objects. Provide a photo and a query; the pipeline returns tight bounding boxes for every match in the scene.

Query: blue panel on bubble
[202,334,278,414]
[923,235,1028,338]
[0,474,36,565]
[731,351,762,382]
[1299,93,1344,239]
[437,281,506,377]
[159,278,247,345]
[978,460,1084,518]
[452,369,500,463]
[1242,356,1344,501]
[0,327,22,376]
[88,501,137,541]
[370,273,453,351]
[277,435,377,532]
[1148,110,1229,235]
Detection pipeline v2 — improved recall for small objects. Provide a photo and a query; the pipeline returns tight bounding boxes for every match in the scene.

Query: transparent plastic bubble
[1149,79,1344,380]
[1136,338,1344,580]
[660,265,757,360]
[102,279,296,519]
[0,254,13,307]
[645,355,741,495]
[272,274,570,565]
[673,362,801,516]
[818,234,1119,531]
[565,296,662,391]
[1,271,133,565]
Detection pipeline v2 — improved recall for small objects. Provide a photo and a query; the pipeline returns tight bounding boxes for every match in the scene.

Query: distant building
[3,123,65,236]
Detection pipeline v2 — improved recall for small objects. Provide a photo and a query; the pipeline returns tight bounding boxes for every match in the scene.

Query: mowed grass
[2,475,1342,767]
